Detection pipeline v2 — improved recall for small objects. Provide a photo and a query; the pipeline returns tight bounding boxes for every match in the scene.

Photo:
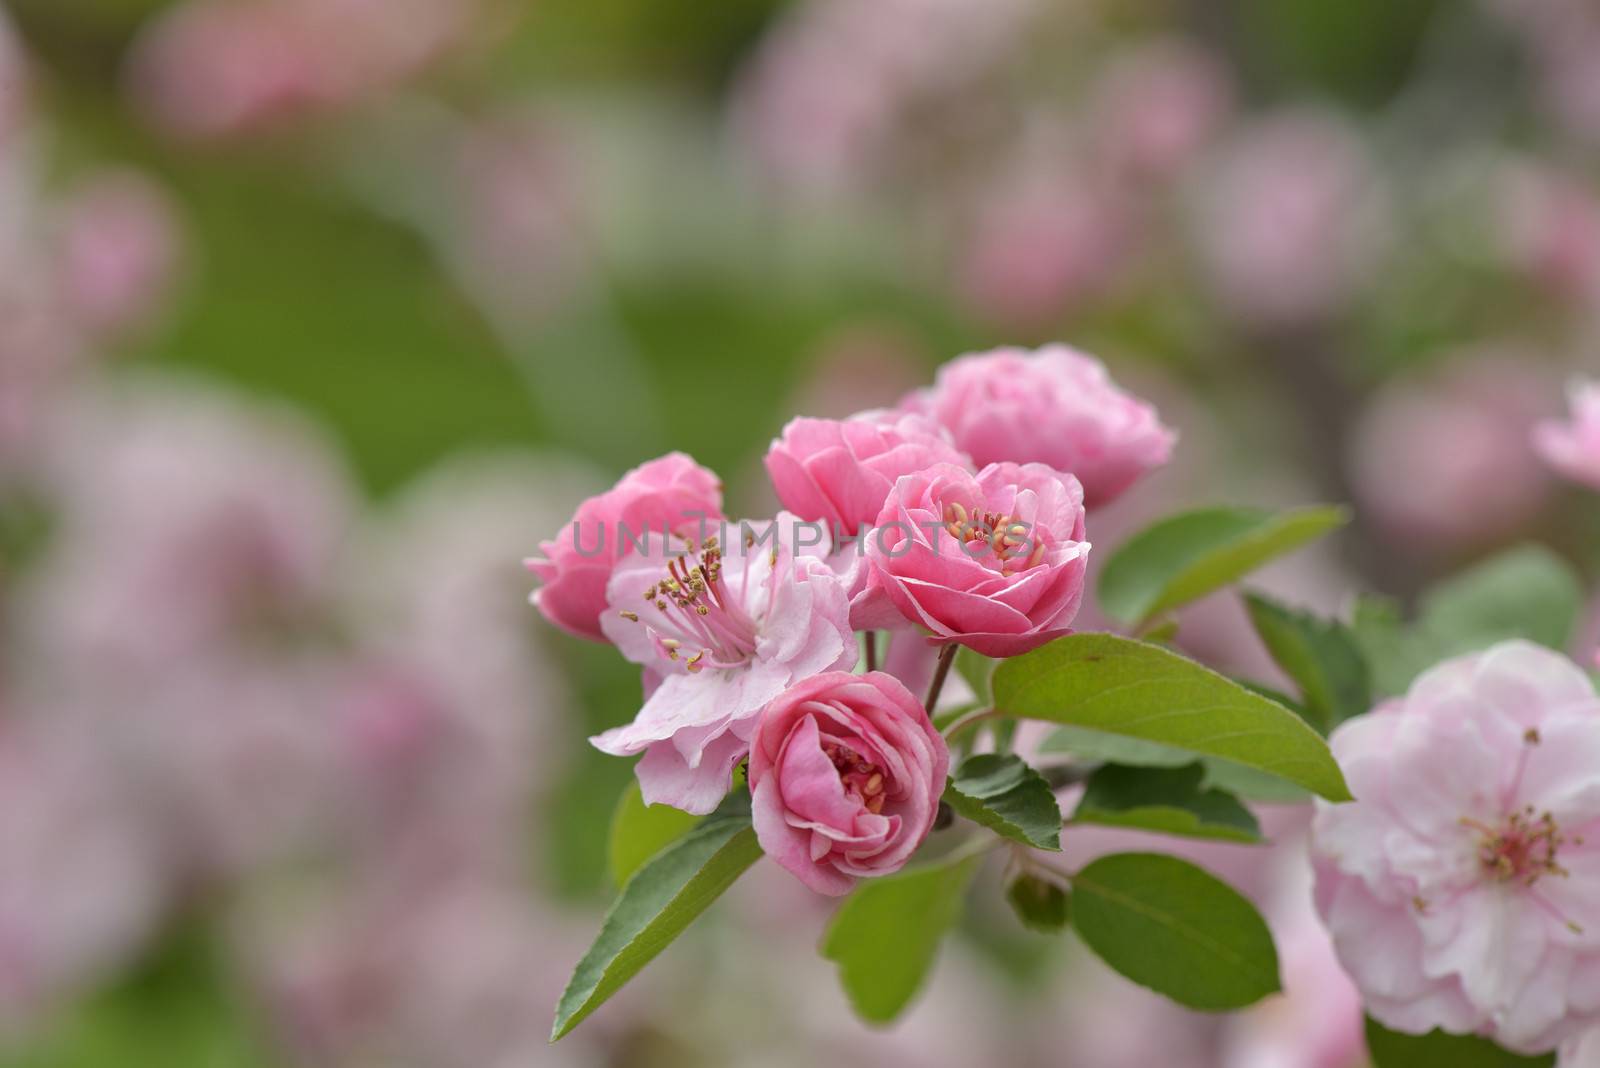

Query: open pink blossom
[1535,380,1600,491]
[591,517,854,815]
[1564,1027,1600,1067]
[748,670,948,896]
[765,410,968,533]
[526,452,723,642]
[864,461,1090,657]
[902,346,1175,506]
[1311,641,1600,1054]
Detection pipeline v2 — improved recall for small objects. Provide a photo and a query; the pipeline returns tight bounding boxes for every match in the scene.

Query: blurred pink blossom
[0,714,167,1029]
[1495,161,1600,306]
[1189,110,1391,330]
[29,377,357,672]
[956,168,1137,330]
[1086,38,1233,186]
[54,170,183,341]
[731,0,1037,195]
[1535,379,1600,490]
[127,0,481,139]
[1348,352,1557,552]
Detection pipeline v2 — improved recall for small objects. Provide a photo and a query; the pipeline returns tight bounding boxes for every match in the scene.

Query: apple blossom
[864,461,1090,657]
[901,345,1174,507]
[1311,641,1600,1054]
[591,517,854,815]
[526,452,724,642]
[747,670,948,896]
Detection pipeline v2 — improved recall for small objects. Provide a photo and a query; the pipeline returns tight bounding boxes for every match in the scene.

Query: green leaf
[1355,546,1583,698]
[552,793,762,1041]
[1244,592,1372,732]
[1006,874,1071,933]
[993,634,1350,801]
[822,851,982,1024]
[1070,853,1281,1011]
[1037,723,1312,804]
[607,781,703,889]
[1073,763,1263,843]
[943,754,1063,851]
[1098,505,1349,626]
[1363,1017,1555,1068]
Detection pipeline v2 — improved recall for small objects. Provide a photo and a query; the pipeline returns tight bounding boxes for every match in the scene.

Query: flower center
[617,535,761,672]
[941,501,1046,573]
[823,739,887,815]
[1464,807,1569,886]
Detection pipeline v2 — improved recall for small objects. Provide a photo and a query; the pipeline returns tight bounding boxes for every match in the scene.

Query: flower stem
[864,631,878,673]
[925,644,958,712]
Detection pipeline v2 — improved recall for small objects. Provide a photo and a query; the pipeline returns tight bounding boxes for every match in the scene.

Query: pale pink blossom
[864,461,1090,657]
[1535,380,1600,491]
[526,452,724,643]
[1563,1027,1600,1067]
[1189,110,1390,329]
[765,410,969,533]
[748,670,948,896]
[903,345,1174,507]
[591,516,854,814]
[1311,641,1600,1054]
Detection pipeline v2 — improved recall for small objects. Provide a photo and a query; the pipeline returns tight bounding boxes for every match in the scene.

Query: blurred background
[3,0,1600,1065]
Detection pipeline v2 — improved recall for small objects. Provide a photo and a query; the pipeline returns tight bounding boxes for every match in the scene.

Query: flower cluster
[528,344,1172,892]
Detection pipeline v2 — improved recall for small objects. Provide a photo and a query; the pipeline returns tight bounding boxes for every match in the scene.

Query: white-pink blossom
[592,517,854,814]
[1312,641,1600,1054]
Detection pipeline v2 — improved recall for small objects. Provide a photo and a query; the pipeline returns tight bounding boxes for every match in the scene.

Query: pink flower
[1535,380,1600,491]
[748,670,948,896]
[526,452,723,642]
[864,461,1090,657]
[591,517,854,815]
[1311,641,1600,1054]
[764,410,969,532]
[903,345,1175,507]
[55,171,182,341]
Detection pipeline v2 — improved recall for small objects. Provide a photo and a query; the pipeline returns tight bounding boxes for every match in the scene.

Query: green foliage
[943,754,1063,851]
[552,792,762,1040]
[1005,875,1071,933]
[1354,546,1584,698]
[1073,763,1262,843]
[1244,591,1373,731]
[1070,854,1281,1012]
[1363,1017,1555,1067]
[823,850,982,1025]
[993,634,1350,801]
[607,780,703,888]
[1098,506,1349,627]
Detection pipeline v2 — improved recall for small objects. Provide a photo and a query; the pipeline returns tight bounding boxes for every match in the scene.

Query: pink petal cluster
[1311,641,1600,1054]
[1535,380,1600,491]
[902,345,1175,507]
[865,461,1090,657]
[748,671,948,896]
[526,452,724,642]
[765,410,969,532]
[591,518,854,814]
